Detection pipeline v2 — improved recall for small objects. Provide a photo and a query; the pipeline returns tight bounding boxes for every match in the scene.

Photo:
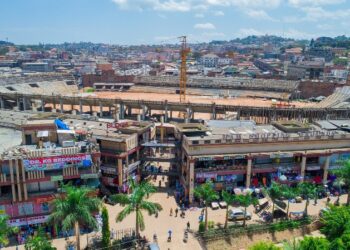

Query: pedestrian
[175,208,179,217]
[187,221,190,230]
[111,228,116,239]
[168,229,172,241]
[170,208,173,216]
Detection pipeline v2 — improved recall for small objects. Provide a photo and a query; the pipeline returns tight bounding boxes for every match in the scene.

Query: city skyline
[1,0,350,45]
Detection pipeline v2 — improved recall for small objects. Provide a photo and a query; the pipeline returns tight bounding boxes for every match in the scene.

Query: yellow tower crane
[179,36,190,103]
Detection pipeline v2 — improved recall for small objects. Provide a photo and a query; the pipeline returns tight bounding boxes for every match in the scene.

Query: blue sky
[1,0,350,44]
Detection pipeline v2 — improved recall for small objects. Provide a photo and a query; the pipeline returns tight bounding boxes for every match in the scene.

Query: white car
[211,201,220,209]
[228,208,252,221]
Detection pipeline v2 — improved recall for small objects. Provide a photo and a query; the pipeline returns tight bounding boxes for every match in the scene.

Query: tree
[194,182,219,231]
[297,182,316,217]
[281,185,297,219]
[0,215,18,248]
[101,206,110,248]
[264,182,284,222]
[233,192,258,227]
[25,227,56,250]
[249,241,281,250]
[332,160,350,205]
[49,185,101,250]
[298,236,330,250]
[221,191,236,229]
[111,177,162,237]
[320,206,350,241]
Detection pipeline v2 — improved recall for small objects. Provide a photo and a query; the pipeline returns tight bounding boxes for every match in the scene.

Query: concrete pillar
[236,109,241,120]
[99,102,103,117]
[246,157,252,188]
[211,103,216,120]
[118,159,123,187]
[15,159,22,202]
[170,110,173,119]
[323,154,330,184]
[17,98,20,110]
[164,103,168,122]
[188,161,195,203]
[120,103,125,119]
[79,100,83,114]
[301,154,307,181]
[0,97,4,109]
[22,161,28,200]
[136,149,140,161]
[41,99,44,112]
[127,106,132,116]
[89,105,93,114]
[23,97,27,110]
[141,105,147,120]
[109,106,112,116]
[9,159,16,202]
[60,98,64,113]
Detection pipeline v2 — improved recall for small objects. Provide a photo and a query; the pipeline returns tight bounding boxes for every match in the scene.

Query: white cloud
[195,13,205,18]
[111,0,192,12]
[213,10,225,16]
[288,0,345,8]
[235,28,319,39]
[245,10,276,21]
[194,22,216,30]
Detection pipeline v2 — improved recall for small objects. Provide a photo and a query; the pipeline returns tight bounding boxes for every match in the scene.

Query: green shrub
[101,206,110,248]
[198,222,205,232]
[208,221,215,229]
[85,87,95,93]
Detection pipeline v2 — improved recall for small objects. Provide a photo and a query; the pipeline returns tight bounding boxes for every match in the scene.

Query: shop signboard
[81,173,99,179]
[8,215,49,227]
[23,154,92,171]
[196,172,217,179]
[51,175,63,181]
[198,157,213,162]
[306,166,321,171]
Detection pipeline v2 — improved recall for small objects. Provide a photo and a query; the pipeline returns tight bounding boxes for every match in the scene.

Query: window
[18,203,34,216]
[215,140,221,144]
[65,81,75,86]
[192,141,199,145]
[204,140,211,144]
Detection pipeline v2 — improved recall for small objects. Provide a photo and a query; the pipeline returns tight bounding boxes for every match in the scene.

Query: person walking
[187,221,190,230]
[170,208,173,216]
[168,229,172,242]
[175,208,179,217]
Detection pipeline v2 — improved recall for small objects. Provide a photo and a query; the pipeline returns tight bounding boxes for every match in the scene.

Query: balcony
[0,173,11,186]
[195,165,247,174]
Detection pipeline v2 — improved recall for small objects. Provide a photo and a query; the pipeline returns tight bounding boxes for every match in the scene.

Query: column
[246,156,252,188]
[22,97,27,110]
[118,159,123,187]
[89,105,93,114]
[17,98,20,110]
[15,159,22,202]
[22,160,28,200]
[120,103,125,119]
[141,105,147,121]
[211,103,216,120]
[99,102,103,118]
[188,161,195,204]
[323,154,330,184]
[60,98,63,113]
[136,149,140,161]
[170,110,173,119]
[164,103,168,122]
[79,100,83,114]
[9,159,16,202]
[41,99,44,112]
[301,154,307,181]
[0,97,4,109]
[127,106,132,116]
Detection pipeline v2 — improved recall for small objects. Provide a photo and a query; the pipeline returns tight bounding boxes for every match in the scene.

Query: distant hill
[313,36,350,48]
[0,40,14,46]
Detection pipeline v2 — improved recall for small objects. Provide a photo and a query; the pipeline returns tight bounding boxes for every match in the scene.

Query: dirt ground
[4,177,348,250]
[88,91,313,108]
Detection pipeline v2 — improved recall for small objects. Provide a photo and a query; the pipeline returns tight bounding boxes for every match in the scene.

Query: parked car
[211,201,220,210]
[228,208,252,221]
[148,243,160,250]
[219,201,227,209]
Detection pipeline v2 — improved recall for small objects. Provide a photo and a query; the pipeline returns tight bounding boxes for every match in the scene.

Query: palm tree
[233,192,258,227]
[0,215,18,248]
[332,160,350,206]
[282,185,297,219]
[222,190,236,229]
[333,178,344,206]
[194,182,219,231]
[49,185,101,250]
[111,177,162,237]
[264,182,284,222]
[297,182,316,217]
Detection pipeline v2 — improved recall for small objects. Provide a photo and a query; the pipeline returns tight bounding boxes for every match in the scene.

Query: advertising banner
[23,154,92,171]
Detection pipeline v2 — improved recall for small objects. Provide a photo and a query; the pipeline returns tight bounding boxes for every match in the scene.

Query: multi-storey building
[176,120,350,203]
[0,119,100,238]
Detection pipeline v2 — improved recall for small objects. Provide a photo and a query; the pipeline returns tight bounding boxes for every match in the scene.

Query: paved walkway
[3,179,348,250]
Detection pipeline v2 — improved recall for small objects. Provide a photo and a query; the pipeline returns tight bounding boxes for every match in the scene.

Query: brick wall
[297,81,342,99]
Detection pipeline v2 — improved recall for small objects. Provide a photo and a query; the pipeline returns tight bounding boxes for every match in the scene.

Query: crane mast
[179,36,190,103]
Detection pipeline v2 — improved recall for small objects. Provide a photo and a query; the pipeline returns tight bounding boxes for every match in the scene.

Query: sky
[1,0,350,45]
